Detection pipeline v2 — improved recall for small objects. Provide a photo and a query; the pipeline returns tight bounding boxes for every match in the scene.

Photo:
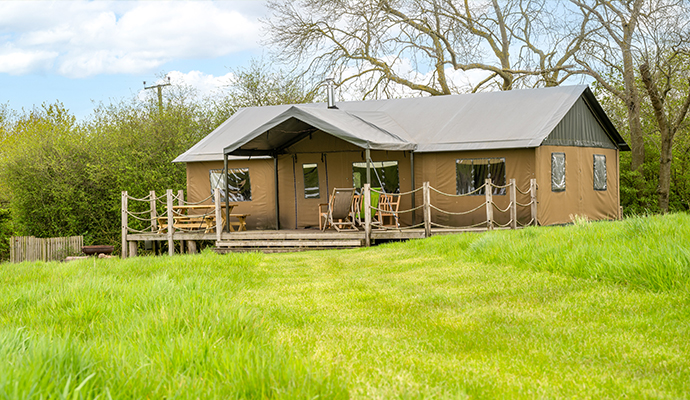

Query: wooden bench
[157,215,216,234]
[228,214,250,232]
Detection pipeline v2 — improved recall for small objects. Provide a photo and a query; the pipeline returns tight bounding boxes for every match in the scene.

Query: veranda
[120,179,537,256]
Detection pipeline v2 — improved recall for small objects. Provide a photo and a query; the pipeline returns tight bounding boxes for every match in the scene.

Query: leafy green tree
[0,59,317,260]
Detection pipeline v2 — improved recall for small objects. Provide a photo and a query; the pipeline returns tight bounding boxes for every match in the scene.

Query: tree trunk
[659,136,673,212]
[639,62,688,213]
[626,96,645,174]
[621,24,645,174]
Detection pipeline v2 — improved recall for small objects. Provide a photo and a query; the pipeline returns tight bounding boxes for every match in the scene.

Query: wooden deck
[126,227,510,254]
[121,181,536,256]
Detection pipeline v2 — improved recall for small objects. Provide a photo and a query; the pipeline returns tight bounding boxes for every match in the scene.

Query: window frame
[551,152,566,192]
[209,168,252,202]
[302,163,320,199]
[352,161,400,194]
[455,157,506,196]
[593,154,607,191]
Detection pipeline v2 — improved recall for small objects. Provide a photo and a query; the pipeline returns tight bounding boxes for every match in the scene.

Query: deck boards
[125,227,514,254]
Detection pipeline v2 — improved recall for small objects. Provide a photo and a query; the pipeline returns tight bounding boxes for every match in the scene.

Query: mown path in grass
[1,214,689,398]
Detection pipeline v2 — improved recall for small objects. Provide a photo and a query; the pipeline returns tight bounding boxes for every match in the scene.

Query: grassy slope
[1,214,689,399]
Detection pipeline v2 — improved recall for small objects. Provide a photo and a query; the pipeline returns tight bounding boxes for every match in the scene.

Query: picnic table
[157,204,239,233]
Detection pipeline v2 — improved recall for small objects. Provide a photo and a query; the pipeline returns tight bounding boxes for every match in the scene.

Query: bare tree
[570,0,647,173]
[264,0,589,97]
[637,6,690,212]
[573,0,690,210]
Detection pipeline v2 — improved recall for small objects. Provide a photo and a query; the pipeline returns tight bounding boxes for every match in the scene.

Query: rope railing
[517,218,535,227]
[373,222,427,231]
[180,194,214,206]
[515,184,533,195]
[122,189,225,257]
[126,212,153,222]
[428,181,532,198]
[429,202,485,216]
[491,201,512,213]
[360,187,424,231]
[127,208,152,216]
[126,224,155,234]
[430,183,487,197]
[121,178,538,258]
[430,220,488,229]
[370,186,423,197]
[422,178,538,232]
[494,219,514,228]
[124,193,153,202]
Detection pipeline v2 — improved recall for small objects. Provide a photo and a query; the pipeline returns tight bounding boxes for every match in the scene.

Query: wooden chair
[379,193,401,227]
[353,188,381,227]
[322,188,358,231]
[318,203,329,230]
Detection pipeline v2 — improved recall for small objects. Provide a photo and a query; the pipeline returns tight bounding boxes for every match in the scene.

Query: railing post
[510,179,517,230]
[423,182,431,238]
[530,178,538,226]
[166,189,174,256]
[150,190,157,233]
[177,190,185,254]
[121,191,128,258]
[215,188,222,242]
[485,179,493,231]
[364,184,371,247]
[129,241,138,257]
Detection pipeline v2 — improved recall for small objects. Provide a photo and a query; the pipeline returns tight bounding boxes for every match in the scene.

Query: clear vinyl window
[551,153,566,192]
[593,154,607,191]
[456,158,506,195]
[209,168,252,202]
[352,161,400,194]
[303,163,320,199]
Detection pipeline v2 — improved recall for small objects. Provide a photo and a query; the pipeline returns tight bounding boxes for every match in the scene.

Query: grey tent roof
[173,85,628,163]
[224,106,416,156]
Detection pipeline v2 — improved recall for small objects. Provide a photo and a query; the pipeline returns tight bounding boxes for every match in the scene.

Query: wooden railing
[121,188,225,257]
[122,180,537,256]
[10,235,83,263]
[360,178,537,245]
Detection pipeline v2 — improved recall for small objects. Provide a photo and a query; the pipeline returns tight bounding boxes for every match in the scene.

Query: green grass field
[1,213,689,399]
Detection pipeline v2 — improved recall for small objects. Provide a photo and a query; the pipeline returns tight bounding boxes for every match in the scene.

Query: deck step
[215,235,365,253]
[216,239,363,247]
[214,246,357,254]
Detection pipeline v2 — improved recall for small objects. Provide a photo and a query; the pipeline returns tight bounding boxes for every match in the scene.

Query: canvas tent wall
[175,85,628,228]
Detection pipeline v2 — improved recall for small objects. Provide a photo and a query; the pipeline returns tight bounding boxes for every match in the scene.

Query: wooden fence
[9,236,83,263]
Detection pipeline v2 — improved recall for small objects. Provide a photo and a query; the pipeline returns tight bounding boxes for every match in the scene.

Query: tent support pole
[410,151,415,225]
[617,149,621,220]
[274,155,280,230]
[364,184,371,247]
[365,148,371,185]
[224,154,229,233]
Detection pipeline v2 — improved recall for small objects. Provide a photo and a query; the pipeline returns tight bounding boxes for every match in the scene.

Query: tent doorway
[277,153,330,229]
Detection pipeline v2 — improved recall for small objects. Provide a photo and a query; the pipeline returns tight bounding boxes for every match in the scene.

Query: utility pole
[144,76,171,113]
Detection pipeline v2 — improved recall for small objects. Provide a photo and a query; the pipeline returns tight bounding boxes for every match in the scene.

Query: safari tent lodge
[121,85,629,255]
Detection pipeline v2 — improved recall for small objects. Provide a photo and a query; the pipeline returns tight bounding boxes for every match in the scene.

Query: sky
[0,1,269,120]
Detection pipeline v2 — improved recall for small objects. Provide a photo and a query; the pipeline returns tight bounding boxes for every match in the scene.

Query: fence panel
[9,236,83,263]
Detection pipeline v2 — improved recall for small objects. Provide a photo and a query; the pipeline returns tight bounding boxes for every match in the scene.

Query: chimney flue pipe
[326,78,337,109]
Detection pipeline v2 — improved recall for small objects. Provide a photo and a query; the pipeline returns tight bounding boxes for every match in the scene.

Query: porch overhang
[223,106,416,156]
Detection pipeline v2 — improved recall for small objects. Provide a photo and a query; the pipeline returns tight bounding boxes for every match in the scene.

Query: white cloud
[0,1,264,77]
[0,45,57,75]
[168,70,235,97]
